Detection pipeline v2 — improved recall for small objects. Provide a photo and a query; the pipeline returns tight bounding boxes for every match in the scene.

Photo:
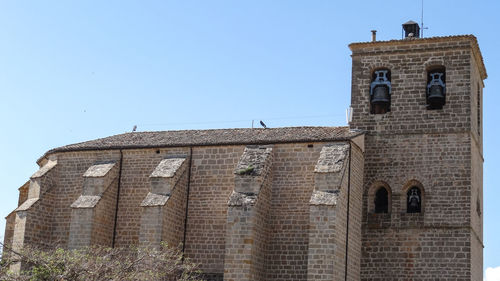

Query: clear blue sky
[0,0,498,276]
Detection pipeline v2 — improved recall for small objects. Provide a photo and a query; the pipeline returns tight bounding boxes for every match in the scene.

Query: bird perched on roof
[260,120,267,129]
[132,125,137,132]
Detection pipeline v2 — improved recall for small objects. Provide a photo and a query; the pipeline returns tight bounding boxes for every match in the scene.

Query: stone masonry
[69,161,119,249]
[224,146,273,281]
[349,35,486,280]
[4,127,364,280]
[3,31,485,281]
[139,156,189,248]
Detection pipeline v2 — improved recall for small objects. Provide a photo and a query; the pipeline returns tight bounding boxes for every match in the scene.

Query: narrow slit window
[476,196,482,217]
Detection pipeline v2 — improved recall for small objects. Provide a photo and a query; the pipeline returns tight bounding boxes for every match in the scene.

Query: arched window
[374,187,389,213]
[426,66,446,110]
[369,181,392,215]
[407,186,422,213]
[370,69,391,114]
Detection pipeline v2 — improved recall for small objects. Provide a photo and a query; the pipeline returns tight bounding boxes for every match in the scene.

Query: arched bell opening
[426,66,446,110]
[370,69,392,114]
[406,186,422,213]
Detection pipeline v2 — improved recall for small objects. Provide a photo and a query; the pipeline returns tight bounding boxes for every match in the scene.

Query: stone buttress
[10,158,58,271]
[68,161,119,249]
[224,146,273,281]
[307,143,350,281]
[139,156,189,248]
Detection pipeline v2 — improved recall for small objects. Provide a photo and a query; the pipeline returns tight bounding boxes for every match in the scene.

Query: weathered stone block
[314,143,349,193]
[68,208,93,249]
[149,158,187,195]
[82,161,118,196]
[234,146,273,195]
[141,192,170,207]
[28,159,57,199]
[309,190,339,206]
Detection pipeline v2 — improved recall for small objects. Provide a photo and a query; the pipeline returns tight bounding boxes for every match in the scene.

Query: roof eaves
[36,127,364,164]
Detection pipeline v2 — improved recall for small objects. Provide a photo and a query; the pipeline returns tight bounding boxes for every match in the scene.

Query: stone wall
[12,160,58,249]
[2,212,15,258]
[184,145,244,279]
[9,161,58,272]
[2,182,27,257]
[91,177,119,246]
[470,53,484,281]
[68,161,120,248]
[265,142,325,280]
[12,191,56,247]
[162,167,189,248]
[7,140,365,280]
[471,135,483,281]
[306,142,363,281]
[224,146,273,281]
[347,142,364,281]
[17,182,29,208]
[114,148,189,246]
[251,172,273,280]
[350,37,484,280]
[307,143,349,281]
[138,156,189,249]
[51,151,121,246]
[350,40,477,135]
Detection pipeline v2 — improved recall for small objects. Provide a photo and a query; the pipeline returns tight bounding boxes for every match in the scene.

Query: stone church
[3,22,486,280]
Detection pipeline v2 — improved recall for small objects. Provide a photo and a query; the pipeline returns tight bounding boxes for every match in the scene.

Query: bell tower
[349,24,486,281]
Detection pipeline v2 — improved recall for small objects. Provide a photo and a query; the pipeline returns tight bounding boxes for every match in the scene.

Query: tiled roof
[45,126,362,155]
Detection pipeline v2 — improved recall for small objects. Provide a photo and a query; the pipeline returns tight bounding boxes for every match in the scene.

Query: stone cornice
[349,35,487,80]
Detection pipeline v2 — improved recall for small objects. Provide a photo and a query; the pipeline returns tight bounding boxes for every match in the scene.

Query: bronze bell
[370,70,392,114]
[371,85,390,104]
[427,72,446,109]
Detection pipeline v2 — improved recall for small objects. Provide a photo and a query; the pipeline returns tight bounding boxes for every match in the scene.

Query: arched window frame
[368,181,392,214]
[369,67,392,115]
[402,180,425,214]
[426,65,446,110]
